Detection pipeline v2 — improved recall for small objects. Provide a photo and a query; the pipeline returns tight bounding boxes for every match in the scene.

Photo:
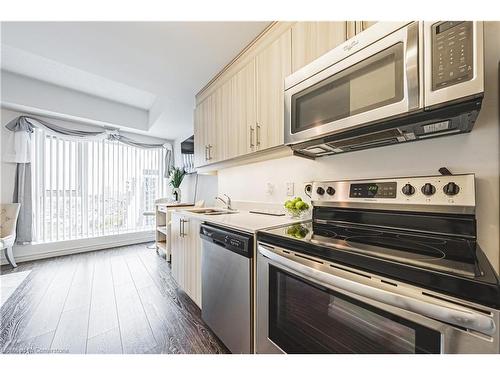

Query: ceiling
[0,21,270,140]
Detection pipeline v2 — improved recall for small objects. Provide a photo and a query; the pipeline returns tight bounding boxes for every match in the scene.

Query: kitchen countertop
[156,202,194,208]
[175,207,308,234]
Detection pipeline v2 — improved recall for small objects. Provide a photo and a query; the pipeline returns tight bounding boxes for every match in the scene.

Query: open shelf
[157,241,167,251]
[157,226,168,235]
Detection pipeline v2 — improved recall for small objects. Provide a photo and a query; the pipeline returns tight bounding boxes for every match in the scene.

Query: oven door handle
[258,245,496,336]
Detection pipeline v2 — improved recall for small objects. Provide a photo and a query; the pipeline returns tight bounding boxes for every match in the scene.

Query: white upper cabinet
[255,29,291,150]
[231,59,257,156]
[193,21,377,169]
[291,22,347,72]
[347,21,378,38]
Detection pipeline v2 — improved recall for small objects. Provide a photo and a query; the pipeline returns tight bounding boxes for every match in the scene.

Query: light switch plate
[286,182,294,196]
[266,183,275,195]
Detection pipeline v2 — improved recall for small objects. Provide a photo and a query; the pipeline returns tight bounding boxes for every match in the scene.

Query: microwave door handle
[405,21,420,110]
[258,245,496,336]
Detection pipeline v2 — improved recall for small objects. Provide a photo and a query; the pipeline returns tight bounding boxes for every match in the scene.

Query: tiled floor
[0,243,228,354]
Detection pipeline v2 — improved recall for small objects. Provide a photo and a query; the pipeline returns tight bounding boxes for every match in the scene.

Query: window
[32,128,168,243]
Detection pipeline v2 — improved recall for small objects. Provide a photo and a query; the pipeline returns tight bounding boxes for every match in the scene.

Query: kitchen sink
[189,208,238,215]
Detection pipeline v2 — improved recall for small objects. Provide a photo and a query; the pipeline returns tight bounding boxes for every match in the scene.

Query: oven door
[284,22,421,145]
[256,243,499,354]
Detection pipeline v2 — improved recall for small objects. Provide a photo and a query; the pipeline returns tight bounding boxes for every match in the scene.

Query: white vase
[172,187,181,203]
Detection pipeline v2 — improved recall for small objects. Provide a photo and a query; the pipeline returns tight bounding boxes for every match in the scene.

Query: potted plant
[169,167,186,203]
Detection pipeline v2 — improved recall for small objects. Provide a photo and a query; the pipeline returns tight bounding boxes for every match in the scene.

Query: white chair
[0,203,21,268]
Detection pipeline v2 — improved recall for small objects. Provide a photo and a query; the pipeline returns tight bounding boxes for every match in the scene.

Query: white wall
[218,22,500,272]
[1,71,149,131]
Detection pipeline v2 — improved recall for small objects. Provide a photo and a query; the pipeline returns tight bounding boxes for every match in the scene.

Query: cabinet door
[356,21,378,34]
[170,213,182,284]
[232,59,257,156]
[291,22,347,72]
[193,106,206,168]
[347,21,378,37]
[256,29,291,151]
[186,219,202,307]
[218,80,234,160]
[180,217,190,296]
[195,99,211,167]
[204,94,217,164]
[170,214,202,306]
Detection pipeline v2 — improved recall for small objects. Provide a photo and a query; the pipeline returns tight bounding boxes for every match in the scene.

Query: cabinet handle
[250,126,255,148]
[208,145,212,161]
[183,220,188,236]
[179,219,183,237]
[204,146,208,161]
[256,123,261,147]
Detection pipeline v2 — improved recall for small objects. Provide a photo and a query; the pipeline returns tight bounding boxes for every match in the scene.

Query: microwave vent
[326,128,404,152]
[291,96,483,158]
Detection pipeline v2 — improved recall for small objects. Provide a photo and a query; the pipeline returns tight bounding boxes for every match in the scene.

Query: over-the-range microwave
[284,21,484,157]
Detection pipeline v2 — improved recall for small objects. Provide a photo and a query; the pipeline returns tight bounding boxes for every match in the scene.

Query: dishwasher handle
[212,238,227,248]
[200,223,254,258]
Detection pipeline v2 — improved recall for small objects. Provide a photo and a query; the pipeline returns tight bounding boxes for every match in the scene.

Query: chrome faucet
[215,194,233,210]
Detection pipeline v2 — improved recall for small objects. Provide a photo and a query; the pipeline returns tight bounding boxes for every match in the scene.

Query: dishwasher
[199,223,253,354]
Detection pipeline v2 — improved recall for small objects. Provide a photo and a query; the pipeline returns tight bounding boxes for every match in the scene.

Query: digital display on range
[349,182,397,198]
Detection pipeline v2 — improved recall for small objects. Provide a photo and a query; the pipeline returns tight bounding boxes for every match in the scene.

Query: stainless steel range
[256,173,500,354]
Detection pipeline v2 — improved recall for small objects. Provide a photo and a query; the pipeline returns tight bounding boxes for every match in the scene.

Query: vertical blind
[32,128,168,243]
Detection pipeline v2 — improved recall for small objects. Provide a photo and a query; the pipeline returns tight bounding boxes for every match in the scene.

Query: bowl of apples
[284,197,310,219]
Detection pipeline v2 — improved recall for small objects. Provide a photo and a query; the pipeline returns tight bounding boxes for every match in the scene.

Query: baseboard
[0,231,155,266]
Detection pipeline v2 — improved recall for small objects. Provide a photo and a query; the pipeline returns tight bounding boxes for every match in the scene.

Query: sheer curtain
[3,115,174,243]
[31,129,168,243]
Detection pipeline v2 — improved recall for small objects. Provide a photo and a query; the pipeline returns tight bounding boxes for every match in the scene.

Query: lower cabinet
[170,213,202,307]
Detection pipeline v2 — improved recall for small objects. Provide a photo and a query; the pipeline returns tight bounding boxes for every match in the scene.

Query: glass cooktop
[263,221,480,278]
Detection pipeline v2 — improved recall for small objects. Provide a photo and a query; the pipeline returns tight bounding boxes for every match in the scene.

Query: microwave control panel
[432,21,474,91]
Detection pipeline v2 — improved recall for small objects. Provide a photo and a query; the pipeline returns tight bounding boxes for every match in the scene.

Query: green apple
[295,200,306,210]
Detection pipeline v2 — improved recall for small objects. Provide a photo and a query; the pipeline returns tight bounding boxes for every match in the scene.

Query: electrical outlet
[286,182,294,196]
[266,183,275,195]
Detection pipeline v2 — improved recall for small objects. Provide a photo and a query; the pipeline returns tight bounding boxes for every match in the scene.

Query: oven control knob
[401,183,415,196]
[326,187,336,196]
[316,187,325,195]
[443,182,460,196]
[421,183,436,196]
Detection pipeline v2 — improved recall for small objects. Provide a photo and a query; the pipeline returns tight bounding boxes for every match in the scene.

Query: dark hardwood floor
[0,243,229,354]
